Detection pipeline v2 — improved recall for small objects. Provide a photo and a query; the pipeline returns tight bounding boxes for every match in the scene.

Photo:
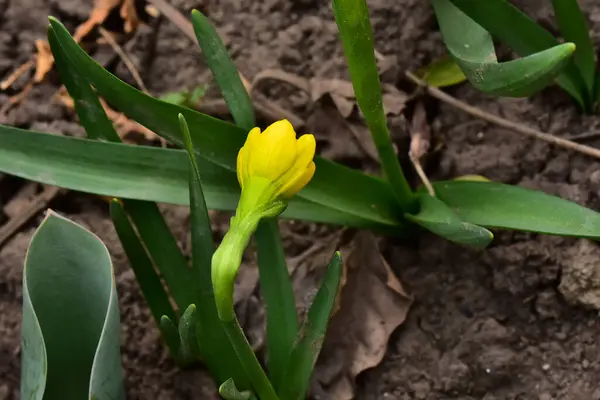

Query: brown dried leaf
[311,231,413,400]
[120,0,141,33]
[73,0,121,42]
[33,40,54,83]
[55,87,161,143]
[409,101,430,161]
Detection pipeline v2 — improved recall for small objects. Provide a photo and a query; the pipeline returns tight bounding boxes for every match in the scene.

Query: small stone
[542,363,551,371]
[559,240,600,310]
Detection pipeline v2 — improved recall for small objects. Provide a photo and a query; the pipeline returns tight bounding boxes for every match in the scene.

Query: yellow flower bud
[236,119,316,219]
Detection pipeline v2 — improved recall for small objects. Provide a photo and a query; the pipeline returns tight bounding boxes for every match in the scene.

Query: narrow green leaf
[222,319,279,400]
[279,252,343,400]
[418,56,467,88]
[191,9,255,128]
[447,0,590,109]
[405,194,493,248]
[219,378,254,400]
[110,199,177,324]
[434,180,600,238]
[332,0,416,213]
[124,200,193,309]
[180,114,250,388]
[0,125,404,230]
[432,0,575,97]
[552,0,596,97]
[47,26,120,142]
[178,304,201,362]
[159,316,182,360]
[255,220,298,391]
[22,212,124,400]
[45,18,404,232]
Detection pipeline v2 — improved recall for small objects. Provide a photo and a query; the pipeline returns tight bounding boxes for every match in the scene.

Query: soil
[2,0,600,399]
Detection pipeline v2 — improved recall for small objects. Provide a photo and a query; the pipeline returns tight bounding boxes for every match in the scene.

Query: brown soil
[2,0,600,399]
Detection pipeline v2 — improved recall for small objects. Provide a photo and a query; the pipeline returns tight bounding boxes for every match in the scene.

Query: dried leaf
[120,0,140,33]
[311,232,413,400]
[33,40,54,83]
[55,87,160,143]
[409,101,430,161]
[73,0,121,42]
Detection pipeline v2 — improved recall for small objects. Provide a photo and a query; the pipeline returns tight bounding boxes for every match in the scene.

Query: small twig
[98,27,148,93]
[406,71,600,161]
[0,186,63,248]
[0,60,34,90]
[565,131,600,142]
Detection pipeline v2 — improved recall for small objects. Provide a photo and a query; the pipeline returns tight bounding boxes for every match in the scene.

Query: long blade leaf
[180,114,250,387]
[433,180,600,238]
[46,17,403,232]
[332,0,416,213]
[0,124,403,230]
[279,252,342,400]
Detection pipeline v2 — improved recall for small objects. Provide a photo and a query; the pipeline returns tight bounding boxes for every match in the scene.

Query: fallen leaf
[55,87,161,143]
[120,0,140,33]
[33,40,54,83]
[409,101,430,161]
[311,231,413,400]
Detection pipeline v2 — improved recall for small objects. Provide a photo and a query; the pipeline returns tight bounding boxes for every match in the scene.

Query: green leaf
[124,200,194,309]
[178,304,201,362]
[21,212,124,400]
[432,0,576,98]
[255,220,298,391]
[45,17,404,232]
[159,316,182,361]
[0,124,403,230]
[331,0,416,213]
[447,0,590,109]
[418,55,467,88]
[433,180,600,238]
[552,0,596,97]
[405,194,493,248]
[180,114,250,388]
[110,199,177,325]
[47,26,120,142]
[219,378,255,400]
[191,9,255,128]
[279,252,343,400]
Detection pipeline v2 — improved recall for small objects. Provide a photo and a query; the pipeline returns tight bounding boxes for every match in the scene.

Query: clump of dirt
[3,0,600,399]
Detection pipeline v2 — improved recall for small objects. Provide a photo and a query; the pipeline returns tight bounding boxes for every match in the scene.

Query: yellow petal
[280,161,316,198]
[250,120,297,180]
[294,134,316,169]
[236,145,248,189]
[239,127,261,186]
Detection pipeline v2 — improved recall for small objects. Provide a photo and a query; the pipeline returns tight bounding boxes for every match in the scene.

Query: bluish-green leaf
[434,180,600,238]
[332,0,416,213]
[21,212,124,400]
[405,194,493,248]
[279,252,342,400]
[432,0,576,98]
[447,0,589,109]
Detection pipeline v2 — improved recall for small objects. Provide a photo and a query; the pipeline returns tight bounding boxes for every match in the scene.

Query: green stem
[223,317,280,400]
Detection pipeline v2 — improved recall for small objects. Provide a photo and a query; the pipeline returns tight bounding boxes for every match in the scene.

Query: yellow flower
[236,119,316,218]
